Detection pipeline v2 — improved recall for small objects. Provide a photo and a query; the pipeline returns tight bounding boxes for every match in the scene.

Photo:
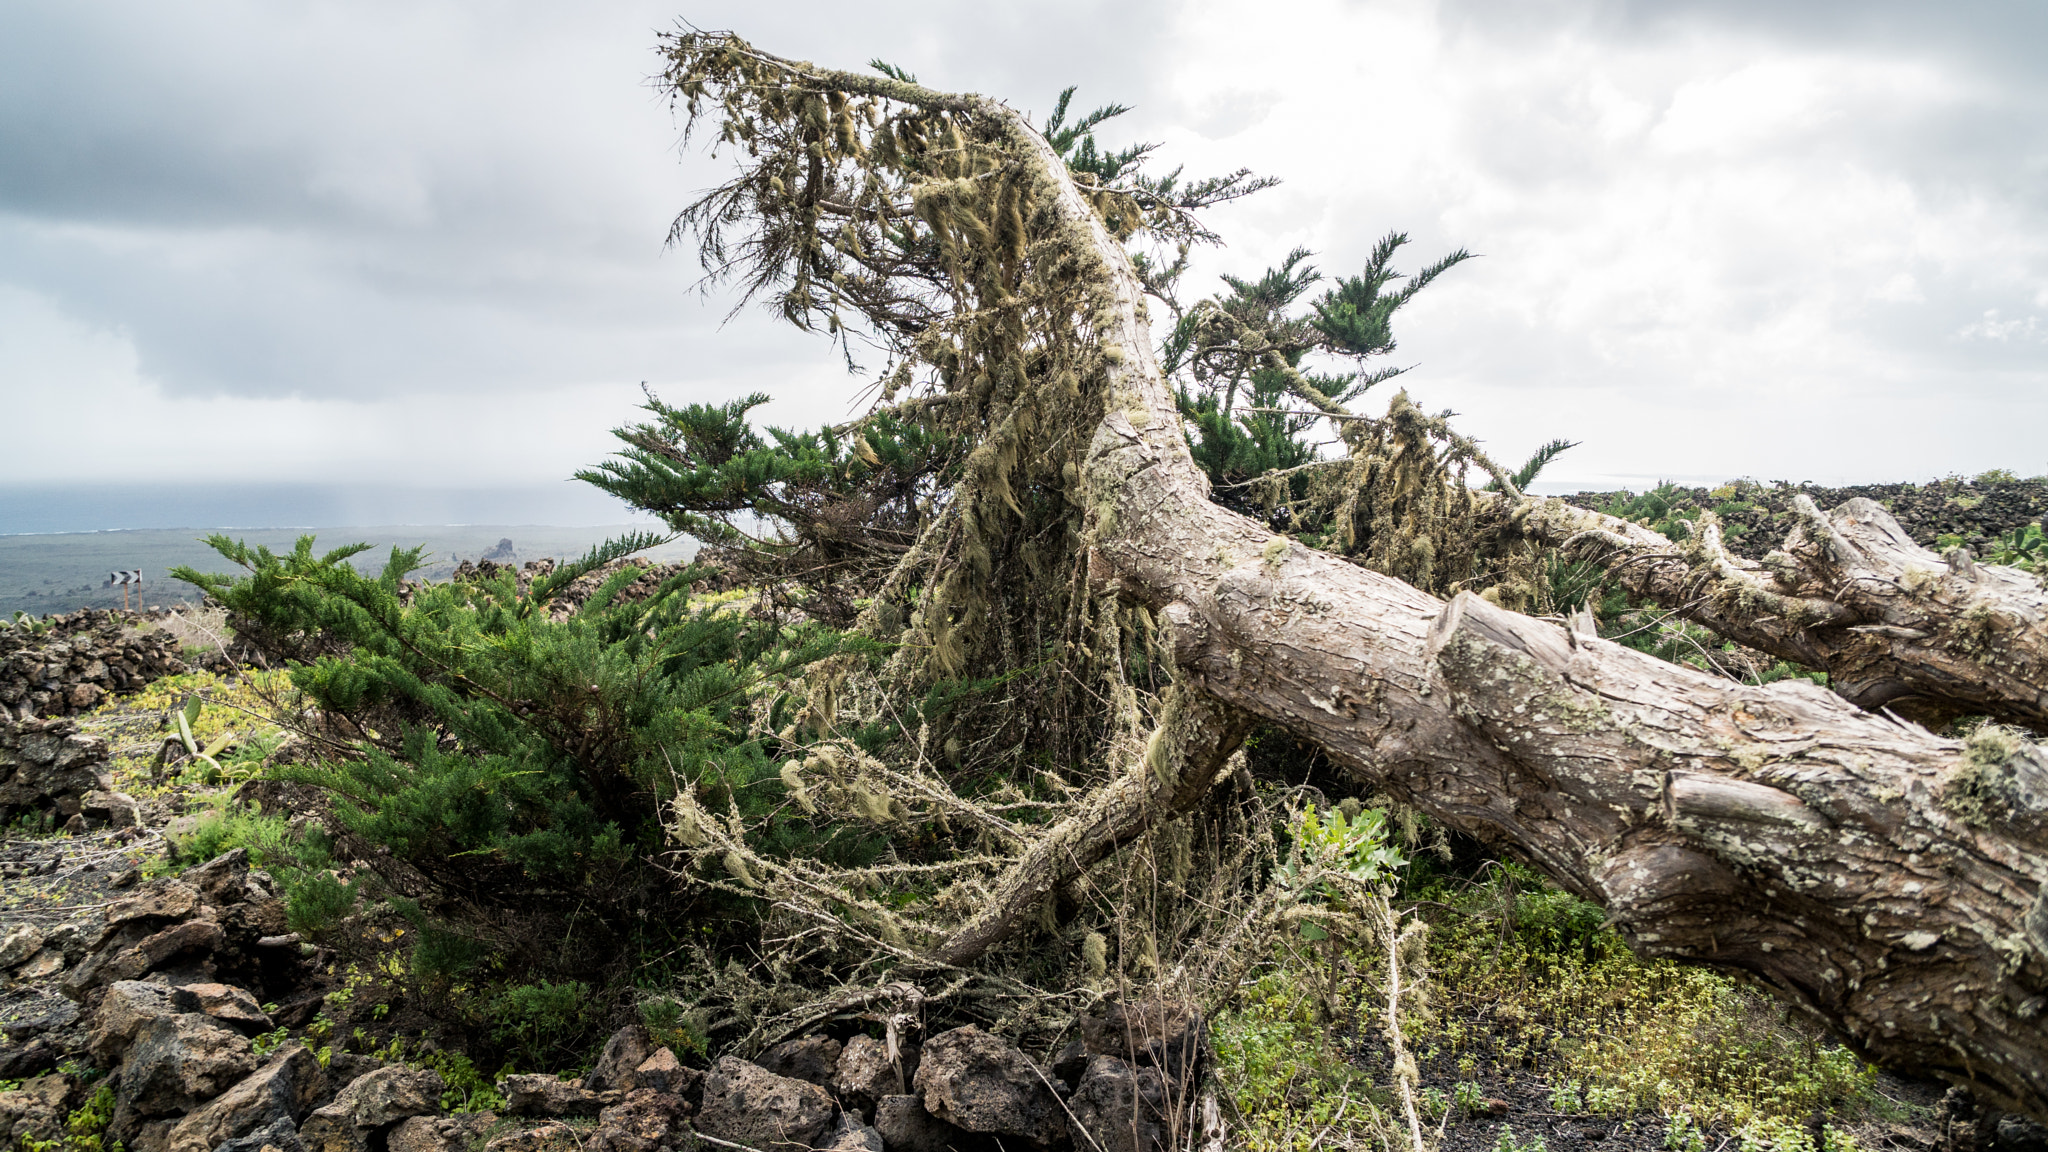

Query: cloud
[1,0,2043,505]
[1149,0,2048,486]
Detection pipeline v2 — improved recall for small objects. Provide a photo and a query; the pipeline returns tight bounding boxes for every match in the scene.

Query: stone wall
[0,717,137,832]
[1,609,187,721]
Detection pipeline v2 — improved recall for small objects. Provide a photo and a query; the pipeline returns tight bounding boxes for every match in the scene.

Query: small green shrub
[637,995,708,1062]
[1666,1112,1707,1152]
[1453,1080,1486,1115]
[492,981,594,1071]
[1549,1080,1584,1114]
[167,803,359,935]
[1495,1125,1548,1152]
[410,1047,507,1113]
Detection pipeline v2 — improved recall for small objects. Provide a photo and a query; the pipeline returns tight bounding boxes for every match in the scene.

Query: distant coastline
[0,524,697,617]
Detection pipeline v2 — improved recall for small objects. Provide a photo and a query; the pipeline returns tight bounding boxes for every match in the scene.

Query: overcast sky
[2,0,2044,530]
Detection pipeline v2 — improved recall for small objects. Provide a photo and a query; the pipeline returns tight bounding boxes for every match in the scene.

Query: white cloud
[1148,0,2048,487]
[0,284,853,485]
[1,0,2044,509]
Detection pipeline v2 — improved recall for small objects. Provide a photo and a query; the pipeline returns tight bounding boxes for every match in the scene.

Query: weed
[1213,963,1389,1152]
[1415,867,1878,1129]
[1940,523,2046,575]
[1665,1112,1706,1152]
[408,1046,509,1113]
[1550,1080,1584,1114]
[1454,1080,1486,1115]
[250,1027,291,1057]
[492,981,593,1071]
[1495,1124,1548,1152]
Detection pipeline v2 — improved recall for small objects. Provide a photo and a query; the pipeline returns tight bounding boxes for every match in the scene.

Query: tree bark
[1042,108,2048,1115]
[921,689,1253,970]
[660,45,2048,1119]
[1501,492,2048,730]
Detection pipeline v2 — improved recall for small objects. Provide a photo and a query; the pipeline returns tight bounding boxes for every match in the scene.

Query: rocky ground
[0,628,1219,1152]
[3,836,1209,1152]
[3,538,2043,1152]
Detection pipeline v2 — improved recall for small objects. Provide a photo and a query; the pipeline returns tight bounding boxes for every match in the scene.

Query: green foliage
[1940,521,2046,573]
[492,981,593,1071]
[1489,438,1580,494]
[1215,860,1882,1152]
[1598,483,1698,540]
[172,532,854,907]
[1282,803,1405,894]
[575,391,957,551]
[1666,1112,1708,1152]
[410,1047,507,1114]
[19,1082,124,1152]
[1179,373,1319,513]
[1415,867,1878,1129]
[1454,1080,1487,1115]
[637,994,709,1062]
[169,528,866,1067]
[249,1028,291,1058]
[1213,964,1390,1152]
[167,802,358,935]
[1494,1125,1548,1152]
[1310,232,1472,360]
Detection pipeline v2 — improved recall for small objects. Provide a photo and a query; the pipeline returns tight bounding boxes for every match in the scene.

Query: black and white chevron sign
[106,569,142,586]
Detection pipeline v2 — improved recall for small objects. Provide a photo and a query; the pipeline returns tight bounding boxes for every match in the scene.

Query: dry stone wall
[1,609,187,721]
[0,717,139,833]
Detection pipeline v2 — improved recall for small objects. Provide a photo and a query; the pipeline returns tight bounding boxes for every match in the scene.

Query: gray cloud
[1,0,2043,504]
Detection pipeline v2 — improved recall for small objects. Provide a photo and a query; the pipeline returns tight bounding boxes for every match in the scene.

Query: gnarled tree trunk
[1502,491,2048,730]
[1052,116,2048,1116]
[658,41,2048,1121]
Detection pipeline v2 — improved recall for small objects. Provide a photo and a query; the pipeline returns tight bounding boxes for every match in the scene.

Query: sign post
[106,569,142,610]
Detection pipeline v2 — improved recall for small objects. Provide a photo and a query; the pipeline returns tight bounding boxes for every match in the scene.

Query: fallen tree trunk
[1059,124,2048,1117]
[656,39,2048,1120]
[1501,492,2048,730]
[1093,394,2048,1119]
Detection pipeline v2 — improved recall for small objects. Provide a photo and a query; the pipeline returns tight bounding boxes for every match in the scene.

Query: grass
[91,667,298,795]
[1212,863,1885,1152]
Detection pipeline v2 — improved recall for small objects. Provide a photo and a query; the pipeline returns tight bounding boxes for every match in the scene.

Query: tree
[239,31,2031,1115]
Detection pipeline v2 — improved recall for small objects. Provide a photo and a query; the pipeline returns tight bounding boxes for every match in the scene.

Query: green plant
[170,529,863,1059]
[1550,1080,1584,1114]
[1495,1125,1548,1152]
[1412,865,1879,1130]
[1665,1112,1707,1152]
[487,975,593,1065]
[250,1027,291,1057]
[57,1082,120,1152]
[1454,1080,1486,1115]
[164,801,358,935]
[1279,802,1406,913]
[637,994,708,1062]
[492,981,593,1071]
[408,1046,507,1114]
[1213,962,1390,1152]
[1941,522,2047,574]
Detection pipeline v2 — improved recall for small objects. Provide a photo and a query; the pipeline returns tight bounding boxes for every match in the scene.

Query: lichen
[1943,723,2027,825]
